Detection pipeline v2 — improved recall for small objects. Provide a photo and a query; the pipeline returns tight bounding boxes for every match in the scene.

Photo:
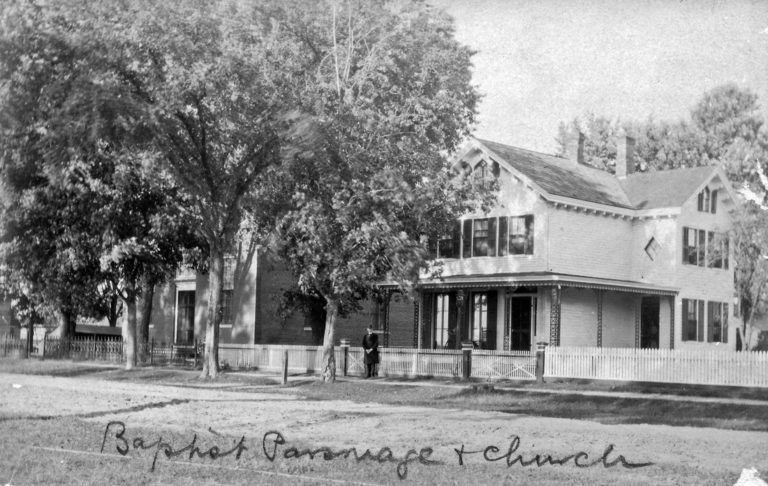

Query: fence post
[282,350,289,385]
[194,339,199,369]
[536,342,547,383]
[340,339,350,377]
[461,341,473,380]
[150,338,154,366]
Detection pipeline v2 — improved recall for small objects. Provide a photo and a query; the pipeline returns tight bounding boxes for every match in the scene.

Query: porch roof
[407,272,679,296]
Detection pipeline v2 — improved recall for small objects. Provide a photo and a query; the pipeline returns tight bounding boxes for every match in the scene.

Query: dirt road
[1,372,766,485]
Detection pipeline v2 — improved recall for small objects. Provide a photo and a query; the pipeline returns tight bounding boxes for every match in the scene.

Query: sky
[435,0,768,154]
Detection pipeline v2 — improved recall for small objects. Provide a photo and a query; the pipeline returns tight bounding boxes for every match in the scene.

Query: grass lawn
[2,358,767,485]
[3,357,768,432]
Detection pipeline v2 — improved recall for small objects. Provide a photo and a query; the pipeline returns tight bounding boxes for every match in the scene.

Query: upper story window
[442,215,534,259]
[471,160,499,189]
[472,218,493,256]
[434,223,461,259]
[697,187,718,214]
[682,227,728,269]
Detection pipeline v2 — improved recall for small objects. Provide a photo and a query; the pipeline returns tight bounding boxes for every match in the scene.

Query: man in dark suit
[362,326,379,378]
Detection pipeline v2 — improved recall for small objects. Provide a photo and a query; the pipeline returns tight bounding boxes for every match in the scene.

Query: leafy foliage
[263,0,488,381]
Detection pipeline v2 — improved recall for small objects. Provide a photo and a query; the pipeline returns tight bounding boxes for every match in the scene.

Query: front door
[509,296,534,351]
[640,296,660,348]
[176,290,195,345]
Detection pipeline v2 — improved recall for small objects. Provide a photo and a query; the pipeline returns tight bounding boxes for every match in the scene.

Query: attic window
[473,160,497,188]
[697,187,717,214]
[644,237,660,261]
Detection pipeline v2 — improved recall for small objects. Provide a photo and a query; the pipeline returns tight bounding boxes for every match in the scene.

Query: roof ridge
[624,164,717,178]
[476,137,621,177]
[476,138,560,160]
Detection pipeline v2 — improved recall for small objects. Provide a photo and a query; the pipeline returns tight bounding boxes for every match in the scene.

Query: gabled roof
[477,139,634,209]
[619,166,717,209]
[471,138,725,212]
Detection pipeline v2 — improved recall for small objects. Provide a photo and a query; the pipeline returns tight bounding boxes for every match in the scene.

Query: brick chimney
[565,131,584,165]
[615,131,635,178]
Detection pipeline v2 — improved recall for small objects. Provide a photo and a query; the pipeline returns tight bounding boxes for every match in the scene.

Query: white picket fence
[218,344,346,374]
[218,344,537,380]
[545,346,768,388]
[378,347,464,378]
[472,349,537,380]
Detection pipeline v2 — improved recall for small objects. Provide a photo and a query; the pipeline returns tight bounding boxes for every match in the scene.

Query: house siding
[602,292,637,348]
[673,181,739,350]
[432,169,549,278]
[547,207,635,280]
[559,288,598,347]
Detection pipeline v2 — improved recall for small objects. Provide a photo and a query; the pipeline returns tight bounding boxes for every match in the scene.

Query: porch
[402,273,679,352]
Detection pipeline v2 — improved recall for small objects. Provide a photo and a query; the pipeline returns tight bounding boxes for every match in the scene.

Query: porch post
[669,296,675,349]
[634,300,641,348]
[503,287,515,351]
[455,290,466,350]
[595,289,603,347]
[417,292,425,350]
[382,291,391,348]
[549,286,561,346]
[412,298,420,348]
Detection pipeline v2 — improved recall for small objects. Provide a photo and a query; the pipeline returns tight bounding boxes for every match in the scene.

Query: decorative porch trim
[549,287,561,346]
[412,300,420,349]
[402,273,679,296]
[596,289,603,347]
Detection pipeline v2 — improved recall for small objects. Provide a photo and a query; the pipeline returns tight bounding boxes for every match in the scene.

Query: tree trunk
[136,276,154,365]
[107,294,120,327]
[320,299,338,383]
[201,246,224,379]
[54,308,77,339]
[122,281,137,370]
[25,320,33,359]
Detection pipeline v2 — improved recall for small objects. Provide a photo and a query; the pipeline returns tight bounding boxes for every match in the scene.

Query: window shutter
[711,190,718,213]
[707,302,715,342]
[697,192,703,211]
[723,303,729,343]
[486,291,497,350]
[488,217,497,257]
[462,219,472,259]
[697,300,705,342]
[723,236,729,270]
[682,228,689,263]
[697,230,706,266]
[498,217,508,256]
[525,215,535,254]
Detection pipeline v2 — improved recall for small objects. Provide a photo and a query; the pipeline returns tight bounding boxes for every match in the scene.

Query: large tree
[102,0,311,377]
[0,1,203,368]
[266,0,489,382]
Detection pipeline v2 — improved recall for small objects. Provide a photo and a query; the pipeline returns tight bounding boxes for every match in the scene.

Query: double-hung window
[444,215,535,259]
[683,227,728,269]
[683,298,729,343]
[434,294,450,348]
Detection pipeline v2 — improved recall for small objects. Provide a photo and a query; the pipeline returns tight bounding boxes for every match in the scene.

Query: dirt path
[1,372,767,485]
